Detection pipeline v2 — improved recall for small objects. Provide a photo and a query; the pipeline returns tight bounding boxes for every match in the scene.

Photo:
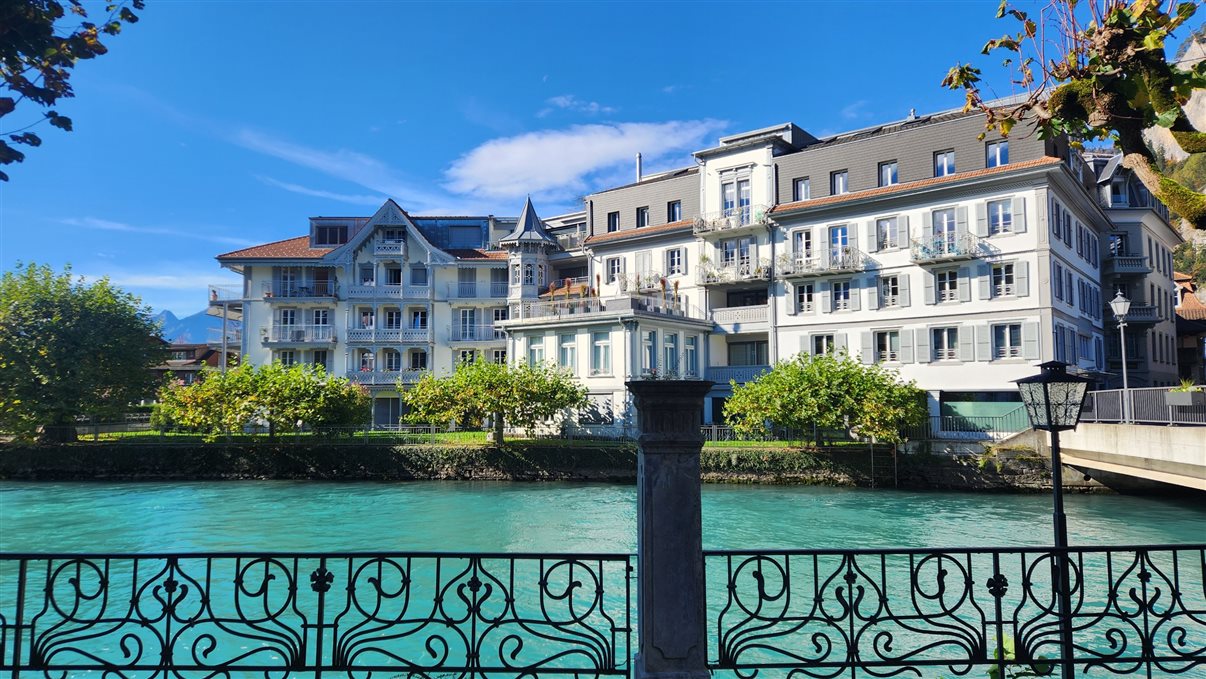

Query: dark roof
[447,248,508,260]
[499,197,556,246]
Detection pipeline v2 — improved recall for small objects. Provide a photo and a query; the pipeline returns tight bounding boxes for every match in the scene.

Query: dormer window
[314,224,348,246]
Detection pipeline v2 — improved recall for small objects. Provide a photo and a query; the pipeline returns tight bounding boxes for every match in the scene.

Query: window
[606,257,623,283]
[410,265,428,286]
[449,225,481,248]
[409,350,428,371]
[986,140,1009,168]
[279,308,297,326]
[510,264,521,285]
[277,350,296,366]
[642,330,657,374]
[992,323,1023,359]
[559,334,576,370]
[932,327,958,361]
[876,217,898,250]
[636,206,650,228]
[314,224,348,246]
[936,270,959,302]
[591,331,611,375]
[934,150,956,177]
[383,350,401,372]
[667,200,682,222]
[832,280,851,311]
[792,230,812,258]
[358,264,374,285]
[988,199,1012,235]
[359,350,375,371]
[879,161,898,187]
[992,263,1015,297]
[523,263,534,285]
[830,170,849,195]
[875,330,900,362]
[457,349,477,365]
[880,276,900,307]
[727,341,768,366]
[410,309,428,329]
[491,349,507,365]
[721,237,752,266]
[607,211,620,232]
[792,177,811,202]
[813,334,835,356]
[311,349,329,370]
[796,282,814,313]
[384,309,402,329]
[385,267,403,286]
[663,333,679,375]
[358,309,374,329]
[684,336,698,377]
[666,248,684,275]
[528,338,545,365]
[493,308,508,338]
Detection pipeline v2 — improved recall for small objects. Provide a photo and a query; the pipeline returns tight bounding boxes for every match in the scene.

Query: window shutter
[868,277,880,309]
[819,281,831,312]
[959,266,972,302]
[974,202,989,237]
[924,272,936,305]
[916,328,932,363]
[865,221,878,252]
[899,330,914,363]
[848,279,861,311]
[799,335,811,356]
[636,250,651,275]
[834,332,848,353]
[956,206,969,235]
[1023,321,1040,360]
[978,262,992,300]
[784,281,796,316]
[898,214,910,246]
[860,332,874,364]
[899,273,911,307]
[959,326,974,362]
[1016,260,1030,297]
[1012,196,1027,233]
[975,325,991,361]
[848,223,859,254]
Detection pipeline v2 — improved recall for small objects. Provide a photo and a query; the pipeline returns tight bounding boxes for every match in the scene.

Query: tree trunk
[1121,152,1206,229]
[493,411,505,444]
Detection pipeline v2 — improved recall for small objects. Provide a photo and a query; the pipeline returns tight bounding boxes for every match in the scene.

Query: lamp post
[1015,361,1091,679]
[1109,292,1132,422]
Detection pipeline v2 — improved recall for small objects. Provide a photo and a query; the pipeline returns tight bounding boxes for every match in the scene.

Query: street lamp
[1110,292,1132,422]
[1015,361,1092,679]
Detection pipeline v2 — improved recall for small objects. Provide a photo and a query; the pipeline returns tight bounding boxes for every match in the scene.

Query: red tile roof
[217,236,333,260]
[583,220,693,245]
[447,248,508,260]
[772,157,1065,215]
[1177,288,1206,320]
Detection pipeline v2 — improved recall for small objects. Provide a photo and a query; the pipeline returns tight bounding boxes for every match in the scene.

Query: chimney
[636,153,643,182]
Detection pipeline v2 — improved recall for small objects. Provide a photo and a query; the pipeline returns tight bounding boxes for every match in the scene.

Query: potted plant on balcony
[1165,379,1204,407]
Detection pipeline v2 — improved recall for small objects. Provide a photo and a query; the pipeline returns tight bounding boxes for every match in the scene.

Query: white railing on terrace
[698,258,771,285]
[346,327,431,343]
[374,239,405,255]
[706,365,770,384]
[262,281,337,298]
[346,284,430,299]
[207,328,242,345]
[910,233,985,263]
[262,325,335,343]
[778,248,865,277]
[507,293,702,322]
[1080,387,1206,426]
[208,284,245,302]
[445,281,508,299]
[510,298,606,320]
[692,204,771,234]
[345,369,426,386]
[710,305,768,325]
[448,324,505,342]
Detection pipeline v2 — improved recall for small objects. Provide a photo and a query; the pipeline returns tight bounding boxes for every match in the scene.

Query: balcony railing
[698,258,771,285]
[346,369,427,385]
[693,204,770,235]
[206,327,242,346]
[346,284,431,299]
[779,248,865,277]
[262,281,336,299]
[262,324,335,344]
[618,272,667,293]
[207,284,245,302]
[706,365,769,384]
[446,281,509,299]
[1103,252,1152,275]
[1080,386,1206,425]
[374,238,405,255]
[345,327,431,343]
[710,305,768,325]
[1110,304,1159,323]
[506,294,702,323]
[909,232,985,263]
[555,232,585,250]
[449,324,505,342]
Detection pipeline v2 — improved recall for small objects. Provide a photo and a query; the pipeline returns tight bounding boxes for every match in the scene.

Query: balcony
[206,327,241,347]
[505,294,703,324]
[262,325,335,345]
[778,248,865,278]
[698,259,772,286]
[448,324,506,343]
[617,272,668,294]
[710,305,768,326]
[374,239,405,256]
[707,365,770,385]
[555,232,584,251]
[207,284,245,303]
[909,233,985,264]
[446,281,509,299]
[346,327,432,343]
[346,369,426,386]
[346,284,431,299]
[262,281,336,300]
[693,205,771,237]
[1103,252,1152,276]
[1110,304,1160,325]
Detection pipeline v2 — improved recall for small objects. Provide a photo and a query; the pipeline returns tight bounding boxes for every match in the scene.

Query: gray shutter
[784,281,796,316]
[898,214,910,247]
[978,262,992,300]
[899,273,911,307]
[799,335,811,356]
[865,221,878,253]
[819,281,830,312]
[899,330,914,363]
[1012,196,1027,233]
[868,277,880,309]
[848,278,861,311]
[956,206,969,235]
[959,326,974,361]
[635,250,651,275]
[833,332,848,353]
[916,328,932,363]
[1023,321,1040,360]
[974,202,989,237]
[975,325,992,361]
[681,248,689,275]
[1015,260,1029,297]
[860,332,874,364]
[924,272,936,305]
[959,266,971,302]
[849,222,859,254]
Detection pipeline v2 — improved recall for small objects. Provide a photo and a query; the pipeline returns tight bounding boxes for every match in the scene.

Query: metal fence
[706,544,1206,678]
[901,407,1032,442]
[1081,387,1206,426]
[0,552,633,677]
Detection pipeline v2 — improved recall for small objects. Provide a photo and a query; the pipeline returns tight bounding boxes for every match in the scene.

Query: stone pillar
[627,379,714,679]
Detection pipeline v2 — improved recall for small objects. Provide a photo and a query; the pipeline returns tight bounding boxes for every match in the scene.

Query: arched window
[360,350,375,371]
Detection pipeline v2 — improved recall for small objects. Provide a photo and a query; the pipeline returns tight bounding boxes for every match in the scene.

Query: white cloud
[538,95,617,118]
[60,217,256,247]
[77,267,243,316]
[445,120,727,202]
[840,100,872,121]
[255,175,386,206]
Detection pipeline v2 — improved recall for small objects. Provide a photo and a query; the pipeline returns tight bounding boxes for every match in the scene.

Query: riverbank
[0,440,1112,492]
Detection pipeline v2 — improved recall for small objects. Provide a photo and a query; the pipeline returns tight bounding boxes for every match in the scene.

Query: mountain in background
[153,309,220,344]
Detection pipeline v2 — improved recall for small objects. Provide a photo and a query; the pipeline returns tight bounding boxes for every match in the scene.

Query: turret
[499,197,557,301]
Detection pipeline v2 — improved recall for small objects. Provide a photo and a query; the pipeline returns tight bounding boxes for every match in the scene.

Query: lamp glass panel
[1019,382,1050,427]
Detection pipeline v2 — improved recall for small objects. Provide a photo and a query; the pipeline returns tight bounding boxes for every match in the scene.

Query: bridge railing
[1081,387,1206,425]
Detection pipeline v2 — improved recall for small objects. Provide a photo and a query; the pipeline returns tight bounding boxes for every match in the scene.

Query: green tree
[943,0,1206,229]
[1174,239,1206,284]
[401,360,588,443]
[723,352,926,444]
[0,263,163,441]
[1,1,144,181]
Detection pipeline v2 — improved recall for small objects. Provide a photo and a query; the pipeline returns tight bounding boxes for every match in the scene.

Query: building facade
[211,105,1181,430]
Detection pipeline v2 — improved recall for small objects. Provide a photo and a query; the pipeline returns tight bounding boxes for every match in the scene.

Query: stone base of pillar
[633,653,711,679]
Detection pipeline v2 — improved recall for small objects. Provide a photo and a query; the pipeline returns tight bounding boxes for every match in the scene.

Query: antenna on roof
[636,153,643,182]
[907,108,917,121]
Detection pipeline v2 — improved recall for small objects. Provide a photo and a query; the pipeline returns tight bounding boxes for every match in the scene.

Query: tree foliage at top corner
[0,0,144,181]
[943,0,1206,230]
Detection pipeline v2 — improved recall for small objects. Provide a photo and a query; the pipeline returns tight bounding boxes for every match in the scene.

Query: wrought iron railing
[1080,387,1206,425]
[0,552,633,677]
[901,407,1033,442]
[909,233,985,263]
[693,205,771,235]
[706,545,1206,678]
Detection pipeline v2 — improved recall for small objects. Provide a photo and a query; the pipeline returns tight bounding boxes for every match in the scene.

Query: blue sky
[0,1,1198,316]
